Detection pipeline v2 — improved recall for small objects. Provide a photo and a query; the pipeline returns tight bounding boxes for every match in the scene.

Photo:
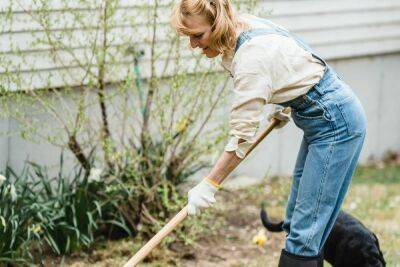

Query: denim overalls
[235,19,367,257]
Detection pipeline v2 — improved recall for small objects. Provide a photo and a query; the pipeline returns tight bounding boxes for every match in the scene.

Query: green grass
[353,165,400,184]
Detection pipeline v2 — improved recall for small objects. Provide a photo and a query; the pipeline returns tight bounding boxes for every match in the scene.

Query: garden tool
[123,107,291,267]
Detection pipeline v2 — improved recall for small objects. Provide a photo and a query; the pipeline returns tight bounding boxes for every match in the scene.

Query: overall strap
[235,18,326,66]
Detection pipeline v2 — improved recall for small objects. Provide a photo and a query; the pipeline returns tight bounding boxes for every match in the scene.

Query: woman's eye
[194,33,203,38]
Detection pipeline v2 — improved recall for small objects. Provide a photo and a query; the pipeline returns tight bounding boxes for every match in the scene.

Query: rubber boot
[318,250,324,267]
[278,249,322,267]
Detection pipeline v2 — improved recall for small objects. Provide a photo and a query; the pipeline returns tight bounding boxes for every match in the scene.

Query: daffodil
[31,224,42,234]
[252,229,267,247]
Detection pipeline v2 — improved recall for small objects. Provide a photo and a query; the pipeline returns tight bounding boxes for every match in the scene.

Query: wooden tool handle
[123,207,188,267]
[123,107,291,266]
[245,107,291,156]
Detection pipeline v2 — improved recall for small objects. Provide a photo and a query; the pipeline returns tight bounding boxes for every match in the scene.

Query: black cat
[260,208,386,267]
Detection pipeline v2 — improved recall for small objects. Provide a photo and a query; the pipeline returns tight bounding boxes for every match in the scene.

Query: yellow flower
[176,117,192,133]
[31,224,42,234]
[252,229,267,247]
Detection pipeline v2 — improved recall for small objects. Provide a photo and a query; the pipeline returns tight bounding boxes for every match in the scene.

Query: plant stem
[98,0,114,171]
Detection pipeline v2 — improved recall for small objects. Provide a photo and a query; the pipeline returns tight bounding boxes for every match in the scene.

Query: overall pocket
[294,96,331,122]
[336,96,366,137]
[292,96,335,141]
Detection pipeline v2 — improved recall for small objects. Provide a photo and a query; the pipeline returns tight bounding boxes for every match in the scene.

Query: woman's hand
[187,178,219,215]
[186,151,241,215]
[268,105,290,129]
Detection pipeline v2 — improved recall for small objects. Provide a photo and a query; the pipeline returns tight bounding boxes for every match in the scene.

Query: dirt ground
[43,178,290,267]
[179,204,286,267]
[43,164,400,267]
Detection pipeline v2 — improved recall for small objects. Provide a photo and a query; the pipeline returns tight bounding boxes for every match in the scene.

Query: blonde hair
[171,0,241,56]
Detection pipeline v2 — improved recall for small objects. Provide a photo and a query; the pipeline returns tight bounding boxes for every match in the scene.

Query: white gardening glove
[267,105,290,129]
[187,178,219,215]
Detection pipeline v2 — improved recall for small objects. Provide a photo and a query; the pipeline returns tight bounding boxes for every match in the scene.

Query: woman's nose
[189,37,198,48]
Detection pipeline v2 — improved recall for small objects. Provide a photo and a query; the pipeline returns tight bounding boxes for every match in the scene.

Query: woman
[171,1,366,266]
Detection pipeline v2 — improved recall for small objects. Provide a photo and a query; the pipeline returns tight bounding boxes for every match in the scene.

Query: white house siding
[1,0,400,90]
[0,0,213,91]
[0,0,400,177]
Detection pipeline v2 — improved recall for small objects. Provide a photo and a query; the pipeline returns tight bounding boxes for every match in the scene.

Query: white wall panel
[259,0,400,17]
[1,0,400,177]
[1,0,400,91]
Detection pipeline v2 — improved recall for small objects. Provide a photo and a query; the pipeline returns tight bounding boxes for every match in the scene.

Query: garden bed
[42,164,400,266]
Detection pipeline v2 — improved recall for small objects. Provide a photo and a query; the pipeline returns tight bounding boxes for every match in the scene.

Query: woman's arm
[206,145,244,185]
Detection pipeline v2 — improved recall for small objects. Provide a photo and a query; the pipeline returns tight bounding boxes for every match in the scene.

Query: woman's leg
[318,128,366,248]
[282,137,309,234]
[284,132,365,257]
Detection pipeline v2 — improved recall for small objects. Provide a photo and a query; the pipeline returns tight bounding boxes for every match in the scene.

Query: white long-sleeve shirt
[222,16,325,158]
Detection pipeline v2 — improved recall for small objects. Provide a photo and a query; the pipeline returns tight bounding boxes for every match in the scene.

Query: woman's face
[183,15,219,58]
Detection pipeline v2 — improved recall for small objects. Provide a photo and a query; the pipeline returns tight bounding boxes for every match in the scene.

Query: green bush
[0,166,42,264]
[30,163,101,254]
[29,155,134,256]
[0,155,133,264]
